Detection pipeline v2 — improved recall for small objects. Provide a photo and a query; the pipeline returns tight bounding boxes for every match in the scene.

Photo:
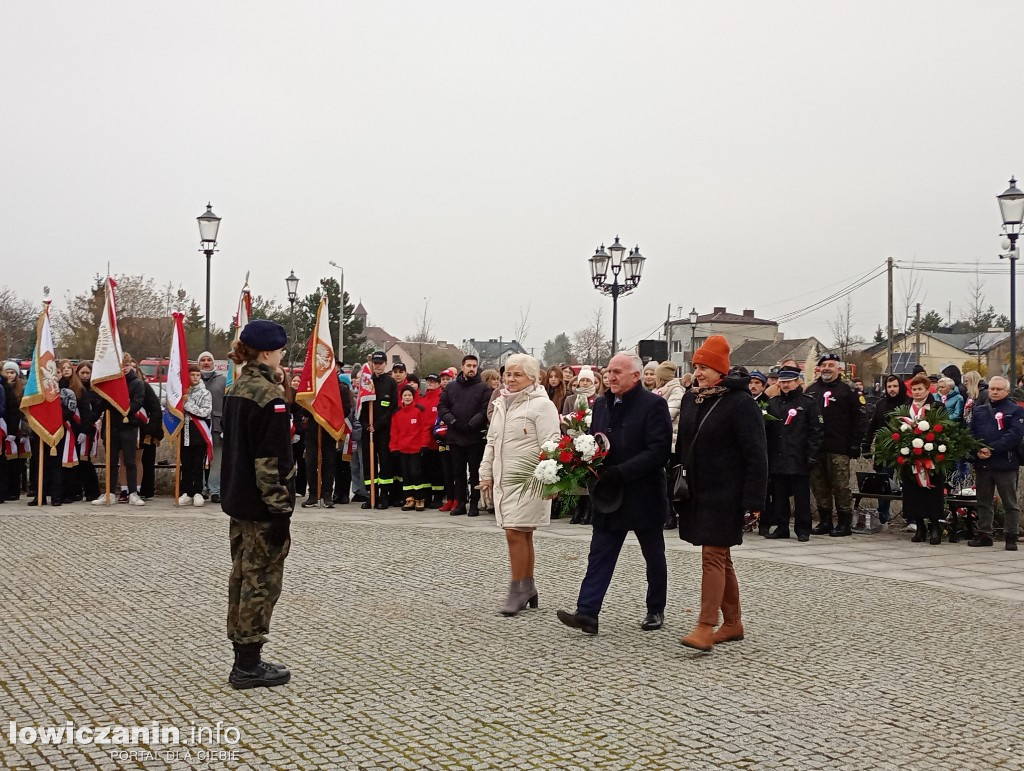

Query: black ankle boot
[948,515,960,543]
[911,521,928,542]
[929,519,942,545]
[229,643,290,690]
[811,515,833,535]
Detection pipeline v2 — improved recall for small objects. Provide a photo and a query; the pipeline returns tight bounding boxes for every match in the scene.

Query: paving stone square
[1,502,1023,769]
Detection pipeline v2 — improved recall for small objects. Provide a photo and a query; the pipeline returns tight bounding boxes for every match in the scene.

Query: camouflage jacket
[220,363,295,521]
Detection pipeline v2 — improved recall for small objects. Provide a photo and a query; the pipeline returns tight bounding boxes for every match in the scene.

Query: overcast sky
[3,2,1023,358]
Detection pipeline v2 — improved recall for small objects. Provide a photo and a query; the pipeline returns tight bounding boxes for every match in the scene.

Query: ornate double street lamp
[997,177,1024,379]
[286,270,300,370]
[589,236,646,353]
[196,203,222,352]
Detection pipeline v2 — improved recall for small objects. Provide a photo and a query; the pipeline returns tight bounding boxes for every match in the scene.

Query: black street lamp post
[589,236,646,354]
[998,177,1024,380]
[196,203,222,352]
[688,307,698,367]
[286,270,300,370]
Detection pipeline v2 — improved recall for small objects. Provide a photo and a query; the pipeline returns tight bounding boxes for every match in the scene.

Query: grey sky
[2,2,1022,357]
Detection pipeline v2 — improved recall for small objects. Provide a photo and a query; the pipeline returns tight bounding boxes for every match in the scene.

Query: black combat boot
[928,518,942,545]
[830,510,853,537]
[229,643,290,690]
[1006,533,1019,552]
[911,519,928,542]
[811,513,833,535]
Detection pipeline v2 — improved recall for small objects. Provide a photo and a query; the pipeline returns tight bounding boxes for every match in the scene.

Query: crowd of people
[3,322,1023,685]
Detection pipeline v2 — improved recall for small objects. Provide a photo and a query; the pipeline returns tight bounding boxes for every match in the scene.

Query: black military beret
[239,319,287,351]
[817,353,842,365]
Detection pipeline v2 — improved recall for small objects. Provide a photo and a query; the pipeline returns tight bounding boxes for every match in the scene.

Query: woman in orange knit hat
[673,335,768,652]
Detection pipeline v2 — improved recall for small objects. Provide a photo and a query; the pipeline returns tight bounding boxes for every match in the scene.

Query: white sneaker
[193,494,206,507]
[128,492,145,506]
[91,495,111,506]
[903,522,917,532]
[178,494,191,506]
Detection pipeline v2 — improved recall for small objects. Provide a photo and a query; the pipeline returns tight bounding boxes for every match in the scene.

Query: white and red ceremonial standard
[296,296,346,440]
[91,277,129,415]
[162,311,190,439]
[356,362,375,410]
[21,302,65,447]
[226,285,252,389]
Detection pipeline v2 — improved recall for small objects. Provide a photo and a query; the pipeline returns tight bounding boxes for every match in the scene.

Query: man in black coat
[359,351,398,510]
[437,354,491,517]
[803,353,867,537]
[765,365,823,541]
[557,352,673,636]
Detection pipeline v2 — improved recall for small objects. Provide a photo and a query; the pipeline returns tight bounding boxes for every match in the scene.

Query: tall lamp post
[286,270,300,370]
[688,307,698,367]
[998,177,1024,380]
[328,260,345,363]
[589,236,646,354]
[196,203,222,352]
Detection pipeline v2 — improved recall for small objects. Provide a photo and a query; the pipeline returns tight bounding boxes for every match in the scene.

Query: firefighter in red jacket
[390,383,428,511]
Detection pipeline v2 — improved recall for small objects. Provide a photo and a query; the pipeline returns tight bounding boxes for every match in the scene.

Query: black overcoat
[674,376,769,547]
[588,383,672,531]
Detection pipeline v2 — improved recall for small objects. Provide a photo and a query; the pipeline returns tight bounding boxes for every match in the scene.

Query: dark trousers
[78,459,100,501]
[28,436,64,501]
[451,442,485,506]
[304,425,336,502]
[333,450,351,502]
[140,438,158,498]
[422,449,443,500]
[772,474,812,537]
[181,440,206,496]
[109,425,139,493]
[399,452,424,498]
[360,427,394,497]
[439,444,455,500]
[6,456,25,498]
[294,441,306,497]
[576,526,668,618]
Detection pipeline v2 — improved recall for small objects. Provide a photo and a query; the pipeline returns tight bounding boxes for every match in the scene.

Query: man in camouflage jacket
[220,320,295,690]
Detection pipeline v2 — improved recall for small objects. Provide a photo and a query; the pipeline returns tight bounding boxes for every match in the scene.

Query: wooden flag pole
[174,434,181,506]
[317,427,323,507]
[368,402,376,508]
[36,439,44,504]
[105,419,112,505]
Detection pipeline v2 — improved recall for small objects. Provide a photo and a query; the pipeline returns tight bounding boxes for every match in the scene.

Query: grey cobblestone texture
[0,503,1022,769]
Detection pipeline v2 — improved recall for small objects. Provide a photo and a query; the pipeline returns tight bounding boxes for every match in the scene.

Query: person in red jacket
[418,374,444,507]
[390,383,428,511]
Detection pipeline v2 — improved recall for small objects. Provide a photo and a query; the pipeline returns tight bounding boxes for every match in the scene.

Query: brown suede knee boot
[713,550,744,644]
[681,546,728,651]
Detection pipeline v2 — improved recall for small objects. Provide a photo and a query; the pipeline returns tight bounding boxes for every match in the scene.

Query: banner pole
[174,433,181,506]
[369,402,376,508]
[36,437,44,504]
[105,419,111,506]
[317,427,323,507]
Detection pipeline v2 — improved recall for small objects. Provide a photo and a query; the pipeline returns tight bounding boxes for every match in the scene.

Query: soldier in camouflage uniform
[220,319,295,690]
[804,353,868,538]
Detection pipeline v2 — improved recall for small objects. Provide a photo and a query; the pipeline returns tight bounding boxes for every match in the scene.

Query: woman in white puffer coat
[479,354,561,618]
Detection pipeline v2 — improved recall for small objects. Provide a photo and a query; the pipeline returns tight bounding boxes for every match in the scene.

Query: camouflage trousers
[809,453,853,514]
[227,518,290,645]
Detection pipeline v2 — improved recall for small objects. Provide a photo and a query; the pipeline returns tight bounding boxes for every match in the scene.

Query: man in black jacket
[804,353,868,537]
[359,351,398,510]
[438,354,491,517]
[557,352,673,635]
[765,365,823,541]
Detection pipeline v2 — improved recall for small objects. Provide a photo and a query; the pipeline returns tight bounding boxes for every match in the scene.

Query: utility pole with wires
[887,257,894,375]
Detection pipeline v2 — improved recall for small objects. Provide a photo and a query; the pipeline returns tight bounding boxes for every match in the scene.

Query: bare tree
[962,264,989,334]
[408,298,435,344]
[0,287,36,359]
[898,264,925,338]
[571,307,612,365]
[512,303,531,349]
[828,296,864,362]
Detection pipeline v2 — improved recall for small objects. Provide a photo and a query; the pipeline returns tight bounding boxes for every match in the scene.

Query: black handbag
[670,399,720,504]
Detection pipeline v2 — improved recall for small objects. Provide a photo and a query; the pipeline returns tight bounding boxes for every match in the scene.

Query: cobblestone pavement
[1,502,1023,770]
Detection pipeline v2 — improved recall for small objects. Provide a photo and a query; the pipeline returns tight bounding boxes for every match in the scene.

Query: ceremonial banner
[226,285,252,388]
[296,297,346,440]
[162,312,190,439]
[92,277,129,415]
[21,304,65,447]
[356,362,376,410]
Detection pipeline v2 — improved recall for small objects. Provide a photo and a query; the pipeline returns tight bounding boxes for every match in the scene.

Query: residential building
[666,307,778,369]
[730,337,825,375]
[383,339,465,373]
[461,338,528,370]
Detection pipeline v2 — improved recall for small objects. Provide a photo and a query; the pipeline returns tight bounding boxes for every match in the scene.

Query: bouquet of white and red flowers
[872,405,980,488]
[507,432,610,507]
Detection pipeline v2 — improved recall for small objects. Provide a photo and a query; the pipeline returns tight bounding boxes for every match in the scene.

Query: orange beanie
[692,335,731,375]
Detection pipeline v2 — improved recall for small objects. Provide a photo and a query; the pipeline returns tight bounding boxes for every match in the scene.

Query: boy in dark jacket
[765,366,823,541]
[437,355,491,517]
